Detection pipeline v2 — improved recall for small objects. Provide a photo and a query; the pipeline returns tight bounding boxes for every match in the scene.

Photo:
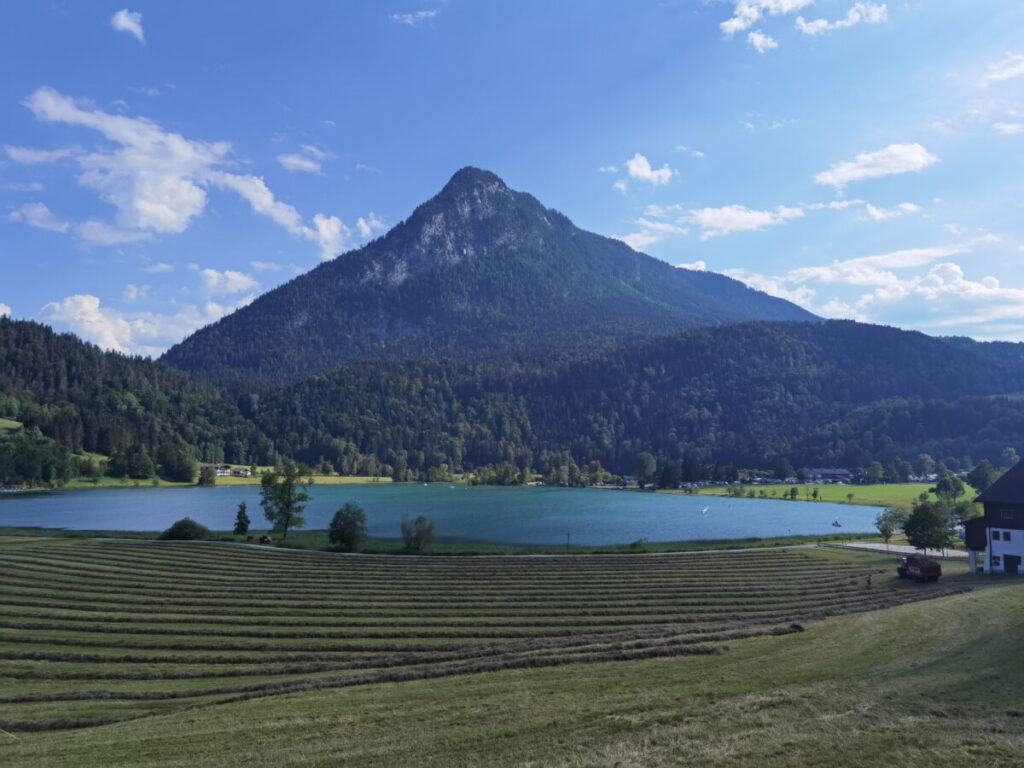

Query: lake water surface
[0,484,877,546]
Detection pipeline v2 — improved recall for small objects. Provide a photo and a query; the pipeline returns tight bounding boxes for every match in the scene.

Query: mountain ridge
[161,167,817,386]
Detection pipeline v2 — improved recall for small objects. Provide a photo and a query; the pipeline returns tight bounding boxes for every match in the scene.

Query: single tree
[633,452,657,487]
[328,502,368,552]
[259,462,311,540]
[789,486,799,500]
[233,501,250,535]
[874,507,908,550]
[846,492,855,504]
[903,500,954,554]
[932,474,965,501]
[400,515,437,554]
[198,465,217,487]
[966,460,998,493]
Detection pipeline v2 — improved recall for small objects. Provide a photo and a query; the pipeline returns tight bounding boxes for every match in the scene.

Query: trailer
[896,554,941,582]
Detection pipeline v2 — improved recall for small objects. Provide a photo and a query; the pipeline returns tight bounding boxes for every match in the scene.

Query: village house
[211,464,232,477]
[232,467,252,478]
[965,461,1024,575]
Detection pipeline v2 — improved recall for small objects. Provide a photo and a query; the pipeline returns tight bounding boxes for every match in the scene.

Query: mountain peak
[443,166,508,190]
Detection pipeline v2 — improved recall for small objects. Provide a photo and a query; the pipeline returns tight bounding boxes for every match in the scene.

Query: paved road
[823,541,969,559]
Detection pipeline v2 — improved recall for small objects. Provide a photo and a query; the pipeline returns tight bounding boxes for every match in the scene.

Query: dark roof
[975,460,1024,503]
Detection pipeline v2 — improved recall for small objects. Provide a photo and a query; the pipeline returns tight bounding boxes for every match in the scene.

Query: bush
[400,515,437,554]
[158,517,211,541]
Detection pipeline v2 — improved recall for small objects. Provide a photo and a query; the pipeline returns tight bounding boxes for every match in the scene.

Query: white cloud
[813,143,939,189]
[356,212,386,238]
[4,182,45,192]
[42,293,252,357]
[723,268,817,309]
[0,303,11,318]
[249,260,283,272]
[8,202,70,233]
[688,203,804,239]
[277,145,329,174]
[981,52,1024,88]
[618,230,664,252]
[675,146,706,159]
[612,179,628,193]
[122,284,150,302]
[795,3,887,35]
[110,9,144,43]
[199,268,259,296]
[720,0,814,36]
[860,202,922,221]
[43,294,153,355]
[625,153,676,186]
[75,220,152,246]
[390,10,439,25]
[276,153,322,174]
[20,87,350,258]
[747,30,778,53]
[994,122,1024,135]
[597,165,618,173]
[676,260,707,271]
[721,237,1015,334]
[143,262,174,273]
[4,145,79,164]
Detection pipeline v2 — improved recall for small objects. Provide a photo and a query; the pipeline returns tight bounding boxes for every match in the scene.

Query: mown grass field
[2,539,1012,767]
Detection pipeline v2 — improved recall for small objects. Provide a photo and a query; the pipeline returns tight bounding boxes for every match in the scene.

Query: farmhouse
[965,461,1024,574]
[232,467,252,478]
[208,464,232,477]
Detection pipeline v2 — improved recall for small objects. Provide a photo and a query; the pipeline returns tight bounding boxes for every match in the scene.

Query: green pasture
[680,482,977,509]
[0,536,1019,767]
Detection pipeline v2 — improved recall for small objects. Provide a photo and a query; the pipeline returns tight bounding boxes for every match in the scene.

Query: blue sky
[2,0,1024,354]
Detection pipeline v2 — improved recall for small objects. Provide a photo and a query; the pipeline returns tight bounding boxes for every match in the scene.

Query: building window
[1004,531,1012,541]
[992,555,1002,568]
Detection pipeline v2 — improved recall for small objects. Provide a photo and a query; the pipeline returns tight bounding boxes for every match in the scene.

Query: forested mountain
[0,318,274,478]
[247,320,1024,476]
[162,167,815,385]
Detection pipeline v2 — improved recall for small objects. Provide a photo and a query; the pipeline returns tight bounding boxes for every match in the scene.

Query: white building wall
[985,528,1024,574]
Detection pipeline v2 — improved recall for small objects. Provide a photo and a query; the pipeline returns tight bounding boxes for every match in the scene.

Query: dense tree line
[247,321,1024,477]
[6,316,1024,488]
[0,318,275,481]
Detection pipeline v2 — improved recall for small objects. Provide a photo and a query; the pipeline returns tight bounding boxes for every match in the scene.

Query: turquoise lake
[0,484,877,545]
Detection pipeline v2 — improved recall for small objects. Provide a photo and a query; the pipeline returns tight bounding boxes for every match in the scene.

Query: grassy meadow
[4,539,1021,766]
[681,482,960,509]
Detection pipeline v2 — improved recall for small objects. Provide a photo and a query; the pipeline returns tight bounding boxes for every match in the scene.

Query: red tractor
[896,554,941,582]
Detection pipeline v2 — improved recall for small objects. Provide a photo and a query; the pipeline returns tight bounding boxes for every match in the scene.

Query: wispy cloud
[16,87,351,259]
[814,143,939,190]
[277,145,329,174]
[795,3,887,36]
[4,145,78,164]
[981,52,1024,88]
[7,202,70,233]
[390,10,439,26]
[110,9,144,44]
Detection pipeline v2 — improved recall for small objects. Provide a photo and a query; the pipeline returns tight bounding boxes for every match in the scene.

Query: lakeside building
[965,462,1024,574]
